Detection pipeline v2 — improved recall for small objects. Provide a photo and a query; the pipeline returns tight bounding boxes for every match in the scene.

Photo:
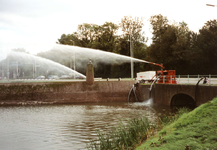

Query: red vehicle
[149,62,177,84]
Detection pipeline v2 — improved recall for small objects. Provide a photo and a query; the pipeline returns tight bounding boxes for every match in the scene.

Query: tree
[146,14,203,74]
[169,22,193,74]
[92,22,119,78]
[149,14,169,43]
[147,14,176,69]
[56,22,120,78]
[195,19,217,74]
[118,16,148,77]
[96,22,119,52]
[58,33,81,46]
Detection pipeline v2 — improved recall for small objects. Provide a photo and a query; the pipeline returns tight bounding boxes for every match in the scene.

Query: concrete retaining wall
[137,84,217,106]
[2,81,216,106]
[0,81,135,105]
[196,85,217,106]
[135,84,153,101]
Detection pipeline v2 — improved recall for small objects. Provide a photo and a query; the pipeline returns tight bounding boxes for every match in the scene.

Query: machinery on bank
[137,62,178,84]
[129,62,178,102]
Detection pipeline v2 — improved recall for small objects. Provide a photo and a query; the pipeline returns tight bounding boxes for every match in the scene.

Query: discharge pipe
[128,83,138,102]
[149,74,161,98]
[195,77,206,107]
[127,60,164,102]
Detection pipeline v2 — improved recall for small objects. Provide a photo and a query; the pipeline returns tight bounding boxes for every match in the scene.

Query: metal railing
[176,75,217,84]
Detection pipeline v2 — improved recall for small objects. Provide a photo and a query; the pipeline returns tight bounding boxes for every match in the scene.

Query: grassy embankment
[87,97,217,150]
[86,107,190,150]
[137,97,217,150]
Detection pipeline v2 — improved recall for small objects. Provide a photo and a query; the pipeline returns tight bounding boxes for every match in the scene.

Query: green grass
[86,108,189,150]
[136,97,217,150]
[86,98,217,150]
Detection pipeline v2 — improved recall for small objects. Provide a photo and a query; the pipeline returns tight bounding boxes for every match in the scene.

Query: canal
[0,101,172,150]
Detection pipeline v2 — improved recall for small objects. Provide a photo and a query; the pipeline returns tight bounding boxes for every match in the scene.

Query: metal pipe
[130,33,134,80]
[128,85,134,102]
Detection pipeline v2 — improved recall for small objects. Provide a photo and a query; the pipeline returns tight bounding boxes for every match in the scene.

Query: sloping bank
[136,97,217,150]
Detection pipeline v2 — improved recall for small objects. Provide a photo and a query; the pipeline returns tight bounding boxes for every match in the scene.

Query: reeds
[87,115,153,150]
[87,108,190,150]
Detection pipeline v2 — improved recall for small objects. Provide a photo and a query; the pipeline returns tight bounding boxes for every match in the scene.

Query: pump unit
[144,62,177,84]
[156,70,177,84]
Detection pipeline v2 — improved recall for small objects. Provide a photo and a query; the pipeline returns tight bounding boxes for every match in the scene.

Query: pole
[1,61,3,79]
[188,74,189,84]
[178,75,180,83]
[70,40,76,79]
[35,60,37,77]
[130,32,134,80]
[7,58,9,80]
[16,61,18,79]
[209,74,211,84]
[33,60,34,78]
[74,50,76,79]
[33,60,36,78]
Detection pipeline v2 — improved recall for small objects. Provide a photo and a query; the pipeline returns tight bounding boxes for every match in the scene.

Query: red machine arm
[150,62,164,69]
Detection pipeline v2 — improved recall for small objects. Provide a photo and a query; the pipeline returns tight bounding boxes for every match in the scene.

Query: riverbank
[136,97,217,150]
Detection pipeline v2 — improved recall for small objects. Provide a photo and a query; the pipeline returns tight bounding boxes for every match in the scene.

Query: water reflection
[0,102,171,150]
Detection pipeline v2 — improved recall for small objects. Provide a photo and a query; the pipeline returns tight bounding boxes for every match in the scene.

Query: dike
[0,81,135,105]
[136,97,217,150]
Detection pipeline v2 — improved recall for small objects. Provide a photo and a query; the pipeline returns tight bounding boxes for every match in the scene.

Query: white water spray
[1,43,153,79]
[7,51,85,78]
[50,44,152,69]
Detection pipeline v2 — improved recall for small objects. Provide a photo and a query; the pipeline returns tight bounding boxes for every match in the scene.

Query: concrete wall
[2,81,216,106]
[154,84,196,106]
[196,85,217,106]
[135,84,154,101]
[0,81,135,105]
[137,84,217,106]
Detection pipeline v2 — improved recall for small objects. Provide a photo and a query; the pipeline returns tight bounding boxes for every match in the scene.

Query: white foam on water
[142,98,153,105]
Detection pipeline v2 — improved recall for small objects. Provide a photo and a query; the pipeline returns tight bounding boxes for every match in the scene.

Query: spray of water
[2,43,153,78]
[8,51,86,78]
[50,44,151,70]
[0,50,10,62]
[143,98,153,105]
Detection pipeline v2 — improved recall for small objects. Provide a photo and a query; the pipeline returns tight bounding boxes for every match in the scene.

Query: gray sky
[0,0,217,60]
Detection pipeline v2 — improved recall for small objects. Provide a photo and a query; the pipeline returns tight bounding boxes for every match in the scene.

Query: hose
[149,75,161,98]
[132,85,138,102]
[195,77,205,104]
[128,84,138,102]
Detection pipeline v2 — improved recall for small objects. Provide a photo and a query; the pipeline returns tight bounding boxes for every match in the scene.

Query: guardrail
[176,75,216,84]
[138,75,216,85]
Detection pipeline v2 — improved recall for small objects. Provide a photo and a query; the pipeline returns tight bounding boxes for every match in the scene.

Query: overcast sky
[0,0,217,60]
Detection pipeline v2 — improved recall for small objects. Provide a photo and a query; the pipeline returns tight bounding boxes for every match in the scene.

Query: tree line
[39,14,217,78]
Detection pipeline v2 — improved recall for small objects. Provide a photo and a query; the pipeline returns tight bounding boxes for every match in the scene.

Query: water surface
[0,102,171,150]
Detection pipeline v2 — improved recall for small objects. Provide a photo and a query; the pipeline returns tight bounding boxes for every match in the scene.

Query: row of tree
[147,15,217,75]
[39,15,217,78]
